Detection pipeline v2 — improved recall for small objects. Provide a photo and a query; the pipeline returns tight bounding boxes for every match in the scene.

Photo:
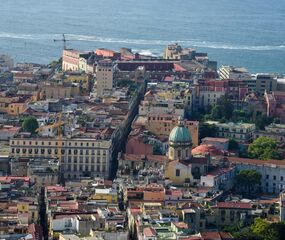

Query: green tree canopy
[248,137,281,160]
[251,218,285,240]
[208,95,233,121]
[235,169,261,195]
[234,218,285,240]
[22,116,39,134]
[199,123,217,142]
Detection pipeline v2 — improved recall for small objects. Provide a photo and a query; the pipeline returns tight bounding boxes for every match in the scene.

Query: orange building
[95,48,120,59]
[124,184,165,207]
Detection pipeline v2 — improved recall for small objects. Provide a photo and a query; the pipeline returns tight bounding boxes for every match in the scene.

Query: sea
[0,0,285,74]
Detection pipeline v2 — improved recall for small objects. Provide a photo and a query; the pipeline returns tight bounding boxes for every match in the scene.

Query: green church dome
[169,118,192,143]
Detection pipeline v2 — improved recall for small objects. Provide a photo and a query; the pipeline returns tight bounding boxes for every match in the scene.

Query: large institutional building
[9,137,112,180]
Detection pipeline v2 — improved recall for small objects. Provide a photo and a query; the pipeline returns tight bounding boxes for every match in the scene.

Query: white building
[229,157,285,194]
[254,123,285,142]
[219,65,251,81]
[206,121,255,143]
[52,216,79,232]
[200,167,236,191]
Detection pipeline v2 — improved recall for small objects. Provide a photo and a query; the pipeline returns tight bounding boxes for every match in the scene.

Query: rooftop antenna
[54,34,70,50]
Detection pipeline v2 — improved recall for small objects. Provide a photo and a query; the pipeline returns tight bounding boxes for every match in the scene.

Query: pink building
[126,134,153,155]
[265,91,285,123]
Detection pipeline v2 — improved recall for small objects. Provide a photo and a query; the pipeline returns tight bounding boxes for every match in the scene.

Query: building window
[176,169,180,177]
[177,150,181,159]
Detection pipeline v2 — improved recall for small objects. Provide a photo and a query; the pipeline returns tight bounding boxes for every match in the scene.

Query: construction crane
[54,34,70,50]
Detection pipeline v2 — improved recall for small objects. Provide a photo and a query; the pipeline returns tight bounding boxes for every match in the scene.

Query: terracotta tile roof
[46,185,67,192]
[165,189,183,197]
[228,157,285,167]
[172,221,188,229]
[192,144,224,156]
[215,202,252,209]
[201,231,234,240]
[0,176,30,183]
[143,227,156,237]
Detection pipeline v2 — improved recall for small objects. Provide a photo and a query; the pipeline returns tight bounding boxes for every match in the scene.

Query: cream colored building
[163,43,195,60]
[96,60,113,98]
[206,121,255,143]
[10,137,112,179]
[41,83,80,100]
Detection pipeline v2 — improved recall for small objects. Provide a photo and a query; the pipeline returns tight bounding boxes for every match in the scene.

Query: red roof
[201,231,234,240]
[0,176,30,183]
[174,63,187,72]
[143,227,156,237]
[216,202,252,209]
[228,156,285,167]
[192,144,224,156]
[46,185,66,192]
[165,189,183,197]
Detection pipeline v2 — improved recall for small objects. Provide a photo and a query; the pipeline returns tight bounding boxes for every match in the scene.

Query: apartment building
[163,43,196,60]
[206,121,255,143]
[213,202,253,227]
[248,74,277,95]
[254,123,285,142]
[96,60,113,98]
[41,83,80,100]
[62,49,93,71]
[265,91,285,123]
[229,157,285,194]
[9,137,112,180]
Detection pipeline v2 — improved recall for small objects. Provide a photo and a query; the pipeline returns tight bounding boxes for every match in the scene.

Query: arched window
[177,150,181,159]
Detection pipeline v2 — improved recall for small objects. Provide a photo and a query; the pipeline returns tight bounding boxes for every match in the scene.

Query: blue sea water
[0,0,284,74]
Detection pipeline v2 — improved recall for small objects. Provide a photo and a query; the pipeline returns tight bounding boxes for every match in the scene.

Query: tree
[22,116,39,134]
[234,228,262,240]
[248,137,281,160]
[235,170,261,195]
[216,95,233,120]
[199,123,217,142]
[234,218,285,240]
[251,218,285,240]
[207,95,233,121]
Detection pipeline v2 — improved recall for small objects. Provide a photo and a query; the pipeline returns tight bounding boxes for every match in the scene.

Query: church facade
[166,118,209,186]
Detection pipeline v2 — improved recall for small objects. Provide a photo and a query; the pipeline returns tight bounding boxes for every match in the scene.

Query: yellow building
[165,118,208,186]
[91,188,118,204]
[41,83,80,100]
[0,96,19,113]
[8,102,28,116]
[146,114,199,146]
[64,73,92,92]
[17,202,39,223]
